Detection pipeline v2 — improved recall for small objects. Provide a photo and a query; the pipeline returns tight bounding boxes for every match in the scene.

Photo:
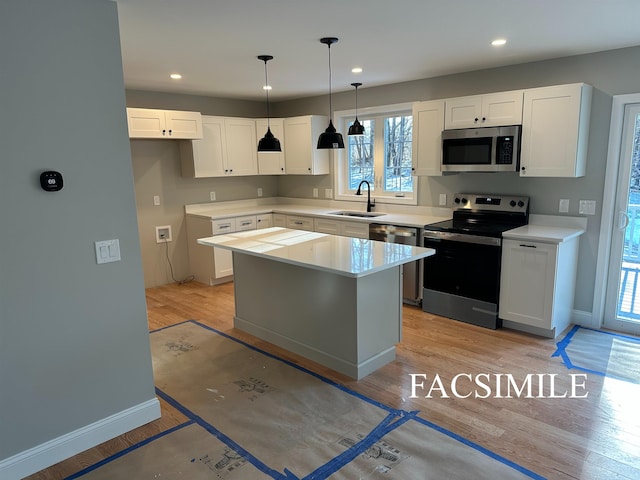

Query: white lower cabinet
[499,237,579,338]
[186,214,260,285]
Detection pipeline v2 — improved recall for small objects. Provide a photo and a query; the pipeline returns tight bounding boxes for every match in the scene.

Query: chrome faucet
[355,180,375,212]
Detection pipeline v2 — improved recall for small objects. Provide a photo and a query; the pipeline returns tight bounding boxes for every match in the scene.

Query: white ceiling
[115,0,640,101]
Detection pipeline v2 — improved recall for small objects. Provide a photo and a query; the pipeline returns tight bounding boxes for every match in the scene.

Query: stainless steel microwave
[441,125,521,173]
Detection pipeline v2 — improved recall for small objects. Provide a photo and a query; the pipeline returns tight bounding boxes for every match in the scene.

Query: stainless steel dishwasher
[369,223,422,305]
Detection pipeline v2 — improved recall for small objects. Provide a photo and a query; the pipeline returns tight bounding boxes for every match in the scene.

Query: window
[335,103,416,205]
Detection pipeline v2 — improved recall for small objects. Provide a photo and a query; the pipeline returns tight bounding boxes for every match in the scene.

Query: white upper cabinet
[520,83,592,177]
[412,100,445,176]
[180,116,258,177]
[283,115,330,175]
[256,118,286,175]
[126,108,203,139]
[223,117,258,176]
[444,91,523,129]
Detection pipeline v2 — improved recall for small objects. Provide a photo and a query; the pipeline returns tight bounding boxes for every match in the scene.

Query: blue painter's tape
[64,420,195,479]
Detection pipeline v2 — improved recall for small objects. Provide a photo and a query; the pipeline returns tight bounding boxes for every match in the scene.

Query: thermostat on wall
[40,171,63,192]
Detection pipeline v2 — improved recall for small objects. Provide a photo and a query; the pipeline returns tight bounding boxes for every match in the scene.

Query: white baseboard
[572,309,595,328]
[0,397,161,480]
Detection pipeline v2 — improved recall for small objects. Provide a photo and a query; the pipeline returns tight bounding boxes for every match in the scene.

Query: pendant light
[317,37,344,149]
[257,55,281,152]
[348,82,365,136]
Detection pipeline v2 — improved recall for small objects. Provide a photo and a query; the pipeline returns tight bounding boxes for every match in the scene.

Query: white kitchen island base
[197,227,434,380]
[232,252,402,379]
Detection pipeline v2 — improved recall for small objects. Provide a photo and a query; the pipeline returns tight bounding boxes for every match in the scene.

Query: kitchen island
[198,227,435,379]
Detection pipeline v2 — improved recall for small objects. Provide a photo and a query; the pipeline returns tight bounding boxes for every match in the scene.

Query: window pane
[384,115,413,192]
[348,119,375,190]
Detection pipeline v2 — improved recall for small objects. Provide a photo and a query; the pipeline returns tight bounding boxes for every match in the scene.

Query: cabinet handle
[219,225,230,229]
[521,166,526,173]
[240,221,251,226]
[482,117,486,122]
[294,221,303,225]
[474,117,479,122]
[519,244,537,248]
[162,129,166,135]
[168,129,172,136]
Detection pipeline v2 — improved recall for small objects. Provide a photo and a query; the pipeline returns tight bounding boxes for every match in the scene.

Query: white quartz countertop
[186,202,450,229]
[503,224,585,243]
[197,227,436,278]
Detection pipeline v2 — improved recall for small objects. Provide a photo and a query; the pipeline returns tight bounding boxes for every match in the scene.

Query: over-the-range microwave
[441,125,521,173]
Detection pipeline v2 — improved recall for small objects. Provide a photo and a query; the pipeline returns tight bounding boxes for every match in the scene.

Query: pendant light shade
[317,37,344,149]
[348,82,365,136]
[257,55,281,152]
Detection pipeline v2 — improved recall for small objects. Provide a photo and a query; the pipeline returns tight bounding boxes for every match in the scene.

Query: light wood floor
[28,281,640,479]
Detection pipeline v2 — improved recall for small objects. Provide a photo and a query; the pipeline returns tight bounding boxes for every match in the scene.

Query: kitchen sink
[328,211,385,218]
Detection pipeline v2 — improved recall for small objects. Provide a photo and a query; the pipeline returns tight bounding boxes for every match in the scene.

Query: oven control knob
[454,197,461,204]
[461,197,468,205]
[510,200,516,207]
[518,200,525,208]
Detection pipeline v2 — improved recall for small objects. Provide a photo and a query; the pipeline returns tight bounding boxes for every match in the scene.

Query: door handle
[619,211,630,230]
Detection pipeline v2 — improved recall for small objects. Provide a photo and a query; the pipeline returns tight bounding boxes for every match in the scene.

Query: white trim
[594,93,640,330]
[0,397,160,480]
[333,103,417,206]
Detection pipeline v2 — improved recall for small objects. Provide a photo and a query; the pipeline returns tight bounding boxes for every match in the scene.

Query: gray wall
[0,0,156,462]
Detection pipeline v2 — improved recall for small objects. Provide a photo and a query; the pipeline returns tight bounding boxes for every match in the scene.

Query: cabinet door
[256,118,286,174]
[256,214,273,229]
[272,214,286,227]
[180,116,227,178]
[126,108,166,138]
[412,100,444,176]
[444,96,482,129]
[236,215,257,231]
[520,84,592,177]
[224,118,258,176]
[283,116,329,174]
[481,91,523,126]
[499,240,557,329]
[214,248,233,278]
[164,110,203,139]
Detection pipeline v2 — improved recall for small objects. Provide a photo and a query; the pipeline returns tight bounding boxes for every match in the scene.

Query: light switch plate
[439,194,447,206]
[95,239,120,264]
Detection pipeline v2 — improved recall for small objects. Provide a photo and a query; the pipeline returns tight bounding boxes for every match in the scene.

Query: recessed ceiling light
[351,67,363,73]
[491,38,507,46]
[170,73,182,79]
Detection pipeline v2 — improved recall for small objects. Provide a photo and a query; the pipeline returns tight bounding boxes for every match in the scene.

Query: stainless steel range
[422,193,529,329]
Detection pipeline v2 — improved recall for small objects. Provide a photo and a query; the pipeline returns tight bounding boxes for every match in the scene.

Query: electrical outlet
[559,199,569,213]
[153,195,160,206]
[210,191,216,201]
[313,188,318,198]
[155,225,172,243]
[579,200,596,215]
[439,194,447,206]
[257,187,263,197]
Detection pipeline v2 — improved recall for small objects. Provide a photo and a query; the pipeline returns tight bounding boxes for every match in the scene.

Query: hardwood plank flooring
[27,281,640,479]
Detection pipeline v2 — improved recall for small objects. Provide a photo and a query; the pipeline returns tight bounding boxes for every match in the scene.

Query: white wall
[0,0,158,476]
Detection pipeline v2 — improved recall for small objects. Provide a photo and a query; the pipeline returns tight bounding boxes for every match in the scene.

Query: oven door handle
[422,231,501,246]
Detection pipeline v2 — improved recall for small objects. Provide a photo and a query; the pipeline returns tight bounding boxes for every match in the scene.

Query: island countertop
[197,227,435,278]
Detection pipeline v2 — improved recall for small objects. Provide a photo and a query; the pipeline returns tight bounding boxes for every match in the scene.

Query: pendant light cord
[263,59,271,128]
[327,42,333,118]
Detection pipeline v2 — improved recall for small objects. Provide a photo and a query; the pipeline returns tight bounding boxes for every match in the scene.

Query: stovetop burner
[424,193,529,237]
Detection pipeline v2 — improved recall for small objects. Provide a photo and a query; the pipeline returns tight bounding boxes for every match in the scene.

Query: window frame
[333,102,417,206]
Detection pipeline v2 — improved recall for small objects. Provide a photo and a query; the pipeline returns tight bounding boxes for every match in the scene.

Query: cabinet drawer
[212,218,236,235]
[286,215,314,231]
[236,215,257,231]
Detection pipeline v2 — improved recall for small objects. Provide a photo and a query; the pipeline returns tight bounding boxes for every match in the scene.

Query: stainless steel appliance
[422,193,529,328]
[369,223,421,305]
[441,125,521,173]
